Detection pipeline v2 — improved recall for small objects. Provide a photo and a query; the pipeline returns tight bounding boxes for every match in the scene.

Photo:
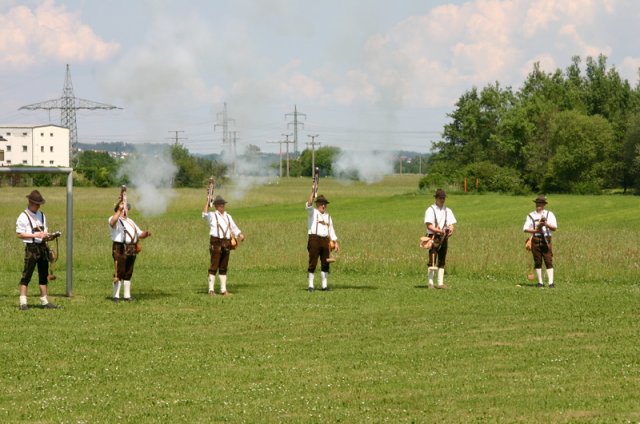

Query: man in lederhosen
[202,195,245,296]
[306,190,340,292]
[16,190,58,310]
[109,200,151,302]
[424,188,457,289]
[523,195,558,288]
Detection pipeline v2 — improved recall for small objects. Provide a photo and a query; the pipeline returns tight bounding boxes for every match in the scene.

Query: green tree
[622,113,640,192]
[298,146,341,176]
[171,144,205,187]
[75,150,120,187]
[542,111,616,193]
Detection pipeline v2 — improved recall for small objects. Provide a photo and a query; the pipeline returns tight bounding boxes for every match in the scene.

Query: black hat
[26,190,45,205]
[434,188,446,199]
[534,195,548,204]
[315,194,330,204]
[213,195,227,205]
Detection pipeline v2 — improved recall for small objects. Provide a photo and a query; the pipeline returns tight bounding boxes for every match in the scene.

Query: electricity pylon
[19,64,122,164]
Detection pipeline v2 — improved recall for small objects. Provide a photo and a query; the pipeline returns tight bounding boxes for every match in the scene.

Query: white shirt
[306,203,337,240]
[523,210,557,237]
[202,210,242,239]
[424,204,457,235]
[16,209,47,244]
[109,216,143,243]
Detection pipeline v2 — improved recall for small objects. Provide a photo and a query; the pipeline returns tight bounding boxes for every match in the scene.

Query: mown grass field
[1,175,639,423]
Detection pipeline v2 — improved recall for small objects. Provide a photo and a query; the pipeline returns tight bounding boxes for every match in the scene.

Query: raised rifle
[119,185,128,218]
[207,177,215,208]
[311,167,319,200]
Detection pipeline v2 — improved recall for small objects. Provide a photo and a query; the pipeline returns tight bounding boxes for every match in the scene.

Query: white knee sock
[546,268,554,285]
[123,280,131,299]
[113,280,122,298]
[308,272,314,289]
[208,274,215,292]
[219,275,227,293]
[427,270,435,286]
[40,296,49,305]
[437,268,445,286]
[321,271,328,289]
[535,268,543,284]
[20,295,28,306]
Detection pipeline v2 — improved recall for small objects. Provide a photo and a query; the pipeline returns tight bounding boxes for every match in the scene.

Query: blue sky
[1,0,639,157]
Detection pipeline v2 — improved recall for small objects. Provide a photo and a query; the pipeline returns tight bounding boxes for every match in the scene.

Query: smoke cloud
[333,149,395,184]
[118,146,178,217]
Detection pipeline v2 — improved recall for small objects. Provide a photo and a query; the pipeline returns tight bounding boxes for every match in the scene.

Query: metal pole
[66,171,73,296]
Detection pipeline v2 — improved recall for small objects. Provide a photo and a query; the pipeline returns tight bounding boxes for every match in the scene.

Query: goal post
[0,167,74,296]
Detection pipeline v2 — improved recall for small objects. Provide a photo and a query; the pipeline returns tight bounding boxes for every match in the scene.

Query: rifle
[207,177,215,208]
[311,167,319,200]
[119,185,128,218]
[41,231,62,281]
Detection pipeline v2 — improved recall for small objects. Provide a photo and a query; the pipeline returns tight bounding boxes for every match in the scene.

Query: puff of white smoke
[333,150,395,183]
[118,147,178,217]
[220,148,278,200]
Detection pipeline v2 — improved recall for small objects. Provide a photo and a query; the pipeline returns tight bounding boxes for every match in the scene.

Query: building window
[50,160,54,165]
[22,160,28,164]
[6,160,11,164]
[6,146,11,152]
[41,133,45,137]
[50,146,54,152]
[41,160,45,164]
[22,145,28,152]
[50,133,54,137]
[41,146,45,152]
[6,132,11,136]
[23,132,28,136]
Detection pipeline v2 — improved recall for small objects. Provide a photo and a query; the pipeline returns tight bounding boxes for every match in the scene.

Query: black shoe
[307,287,315,292]
[19,304,29,311]
[321,287,331,291]
[548,284,555,289]
[42,303,59,309]
[536,283,544,288]
[112,297,120,303]
[123,297,135,302]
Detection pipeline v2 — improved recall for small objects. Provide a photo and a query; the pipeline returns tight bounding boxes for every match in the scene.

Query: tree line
[422,54,640,194]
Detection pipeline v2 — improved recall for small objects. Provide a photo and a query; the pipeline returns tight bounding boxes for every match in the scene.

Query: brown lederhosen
[427,235,449,268]
[20,243,49,286]
[112,242,138,280]
[308,234,331,273]
[209,236,232,276]
[531,235,553,269]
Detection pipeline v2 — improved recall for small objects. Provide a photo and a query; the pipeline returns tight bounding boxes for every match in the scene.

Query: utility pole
[214,102,235,175]
[230,131,239,176]
[19,64,122,165]
[167,130,186,146]
[285,105,306,154]
[267,140,284,178]
[281,133,294,177]
[306,134,320,173]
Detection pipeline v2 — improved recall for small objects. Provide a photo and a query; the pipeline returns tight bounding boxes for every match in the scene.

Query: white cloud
[0,0,119,67]
[620,56,640,84]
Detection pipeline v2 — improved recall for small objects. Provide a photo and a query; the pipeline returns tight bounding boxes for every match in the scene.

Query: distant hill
[77,142,171,154]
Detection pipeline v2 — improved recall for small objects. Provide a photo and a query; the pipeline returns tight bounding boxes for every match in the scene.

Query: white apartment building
[0,124,70,167]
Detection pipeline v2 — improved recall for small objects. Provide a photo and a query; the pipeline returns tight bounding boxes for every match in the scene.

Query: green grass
[1,176,639,423]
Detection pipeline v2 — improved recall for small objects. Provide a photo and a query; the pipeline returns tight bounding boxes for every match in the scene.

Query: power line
[18,64,122,164]
[306,134,320,172]
[285,104,306,154]
[167,130,187,146]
